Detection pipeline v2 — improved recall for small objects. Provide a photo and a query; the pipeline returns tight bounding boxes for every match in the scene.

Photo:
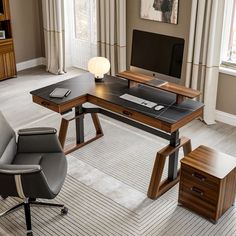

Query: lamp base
[95,77,104,83]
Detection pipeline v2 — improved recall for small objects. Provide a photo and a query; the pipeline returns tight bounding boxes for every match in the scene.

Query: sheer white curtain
[97,0,126,75]
[186,0,225,124]
[65,0,97,70]
[42,0,66,74]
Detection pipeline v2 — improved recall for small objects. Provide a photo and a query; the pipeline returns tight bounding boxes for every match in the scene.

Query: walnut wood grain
[117,70,201,103]
[181,145,236,179]
[0,0,16,81]
[64,133,104,155]
[88,95,172,132]
[88,95,203,133]
[148,137,192,199]
[58,118,69,148]
[0,44,16,81]
[31,74,204,200]
[179,146,236,223]
[0,0,10,20]
[32,95,88,114]
[58,112,104,154]
[171,107,203,132]
[91,113,103,136]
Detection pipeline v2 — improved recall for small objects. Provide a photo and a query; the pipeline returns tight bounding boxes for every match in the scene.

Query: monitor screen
[131,30,185,79]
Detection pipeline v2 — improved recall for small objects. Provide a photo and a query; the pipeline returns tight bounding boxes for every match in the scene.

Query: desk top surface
[31,73,204,125]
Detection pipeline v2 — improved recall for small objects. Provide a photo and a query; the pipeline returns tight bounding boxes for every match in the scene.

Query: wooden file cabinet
[0,0,16,81]
[178,145,236,223]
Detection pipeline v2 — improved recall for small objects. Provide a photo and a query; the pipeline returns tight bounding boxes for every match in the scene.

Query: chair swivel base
[0,198,68,236]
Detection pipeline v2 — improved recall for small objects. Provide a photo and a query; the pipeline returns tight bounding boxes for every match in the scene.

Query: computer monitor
[130,30,185,83]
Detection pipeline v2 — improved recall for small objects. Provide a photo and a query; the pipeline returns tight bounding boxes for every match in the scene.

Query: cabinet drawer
[0,50,16,80]
[181,164,219,188]
[179,187,216,220]
[0,41,14,54]
[180,177,219,204]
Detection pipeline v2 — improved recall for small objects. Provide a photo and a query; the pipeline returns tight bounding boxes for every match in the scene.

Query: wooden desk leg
[147,153,166,199]
[183,139,192,156]
[147,137,192,199]
[91,113,103,136]
[58,118,69,148]
[59,111,104,155]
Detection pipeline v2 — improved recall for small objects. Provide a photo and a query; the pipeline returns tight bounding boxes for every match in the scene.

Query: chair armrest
[0,164,41,175]
[0,164,56,199]
[18,127,57,136]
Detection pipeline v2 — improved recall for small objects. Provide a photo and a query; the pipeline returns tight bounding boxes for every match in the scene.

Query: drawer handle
[191,187,204,196]
[122,110,132,116]
[192,172,206,181]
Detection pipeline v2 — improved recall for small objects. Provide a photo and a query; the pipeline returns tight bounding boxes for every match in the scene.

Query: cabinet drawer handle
[122,110,132,116]
[191,187,204,196]
[192,172,206,181]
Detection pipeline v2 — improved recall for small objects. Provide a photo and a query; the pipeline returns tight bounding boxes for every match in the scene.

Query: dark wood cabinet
[179,145,236,223]
[0,0,16,81]
[0,0,10,20]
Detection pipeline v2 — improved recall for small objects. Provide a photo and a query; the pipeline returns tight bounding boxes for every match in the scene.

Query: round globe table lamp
[88,57,111,82]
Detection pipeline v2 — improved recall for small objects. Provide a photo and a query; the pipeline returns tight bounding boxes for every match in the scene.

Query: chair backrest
[0,112,17,164]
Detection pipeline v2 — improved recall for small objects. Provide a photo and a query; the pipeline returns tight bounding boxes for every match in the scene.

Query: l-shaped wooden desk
[30,72,204,199]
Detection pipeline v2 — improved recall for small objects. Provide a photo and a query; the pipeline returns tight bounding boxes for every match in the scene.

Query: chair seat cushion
[13,152,67,197]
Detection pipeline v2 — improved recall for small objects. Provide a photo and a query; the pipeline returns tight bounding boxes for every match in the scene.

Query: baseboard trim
[16,57,46,71]
[215,110,236,126]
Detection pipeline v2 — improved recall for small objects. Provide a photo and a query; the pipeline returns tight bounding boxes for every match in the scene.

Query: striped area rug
[0,114,235,235]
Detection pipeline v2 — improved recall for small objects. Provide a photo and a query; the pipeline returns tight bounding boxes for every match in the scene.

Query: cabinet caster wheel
[61,207,68,215]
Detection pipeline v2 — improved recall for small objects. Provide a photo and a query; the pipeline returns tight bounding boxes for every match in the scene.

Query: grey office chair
[0,111,68,236]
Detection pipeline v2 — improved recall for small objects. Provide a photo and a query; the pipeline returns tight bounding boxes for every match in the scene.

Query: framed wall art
[141,0,179,24]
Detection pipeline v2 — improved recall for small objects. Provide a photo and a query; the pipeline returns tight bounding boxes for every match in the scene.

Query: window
[65,0,97,70]
[74,0,97,43]
[221,0,236,68]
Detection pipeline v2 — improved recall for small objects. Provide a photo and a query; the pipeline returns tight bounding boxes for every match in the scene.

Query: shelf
[117,70,201,104]
[0,38,12,43]
[0,20,12,38]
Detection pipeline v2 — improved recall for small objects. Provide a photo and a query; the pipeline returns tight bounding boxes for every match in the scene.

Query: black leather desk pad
[31,73,204,125]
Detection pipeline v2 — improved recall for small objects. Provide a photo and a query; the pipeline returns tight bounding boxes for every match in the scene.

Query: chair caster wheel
[27,232,33,236]
[61,207,68,215]
[1,196,8,200]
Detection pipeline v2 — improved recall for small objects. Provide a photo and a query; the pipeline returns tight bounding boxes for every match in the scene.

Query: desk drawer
[88,95,171,132]
[32,96,59,113]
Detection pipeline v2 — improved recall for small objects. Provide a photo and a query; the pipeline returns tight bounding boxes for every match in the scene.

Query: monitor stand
[117,70,201,104]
